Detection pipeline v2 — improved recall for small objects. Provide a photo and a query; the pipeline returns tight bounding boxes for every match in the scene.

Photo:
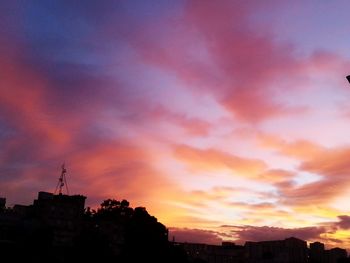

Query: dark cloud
[336,216,350,230]
[227,225,327,243]
[169,224,339,246]
[169,227,223,245]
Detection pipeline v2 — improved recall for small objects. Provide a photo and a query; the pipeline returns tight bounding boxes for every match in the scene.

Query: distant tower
[54,163,69,195]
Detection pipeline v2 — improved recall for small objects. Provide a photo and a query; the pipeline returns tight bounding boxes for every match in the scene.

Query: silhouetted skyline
[1,0,350,251]
[1,190,349,263]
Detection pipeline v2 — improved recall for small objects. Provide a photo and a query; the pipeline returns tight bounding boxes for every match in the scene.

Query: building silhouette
[179,241,245,263]
[0,191,87,262]
[0,192,86,246]
[327,248,348,263]
[245,237,308,263]
[310,242,348,263]
[33,191,86,246]
[310,242,326,263]
[0,197,5,211]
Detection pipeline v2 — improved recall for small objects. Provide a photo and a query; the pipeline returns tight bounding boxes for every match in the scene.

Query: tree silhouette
[79,198,188,263]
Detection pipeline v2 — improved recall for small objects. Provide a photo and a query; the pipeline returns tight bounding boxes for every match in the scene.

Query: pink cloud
[127,1,309,123]
[0,56,70,145]
[149,106,212,136]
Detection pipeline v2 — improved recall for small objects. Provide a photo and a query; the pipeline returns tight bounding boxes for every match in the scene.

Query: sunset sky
[2,0,350,248]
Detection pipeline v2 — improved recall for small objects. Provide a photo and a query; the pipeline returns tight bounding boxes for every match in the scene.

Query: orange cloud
[258,169,295,184]
[273,147,350,208]
[174,144,267,176]
[257,133,326,161]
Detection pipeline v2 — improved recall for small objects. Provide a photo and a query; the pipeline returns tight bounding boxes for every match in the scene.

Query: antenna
[54,163,69,195]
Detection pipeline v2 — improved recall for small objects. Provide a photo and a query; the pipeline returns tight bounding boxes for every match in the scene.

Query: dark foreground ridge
[0,191,349,263]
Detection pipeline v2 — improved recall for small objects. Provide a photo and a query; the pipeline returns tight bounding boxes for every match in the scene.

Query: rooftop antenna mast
[54,163,69,195]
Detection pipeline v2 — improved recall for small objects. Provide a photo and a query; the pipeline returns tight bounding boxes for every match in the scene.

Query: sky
[1,0,350,248]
